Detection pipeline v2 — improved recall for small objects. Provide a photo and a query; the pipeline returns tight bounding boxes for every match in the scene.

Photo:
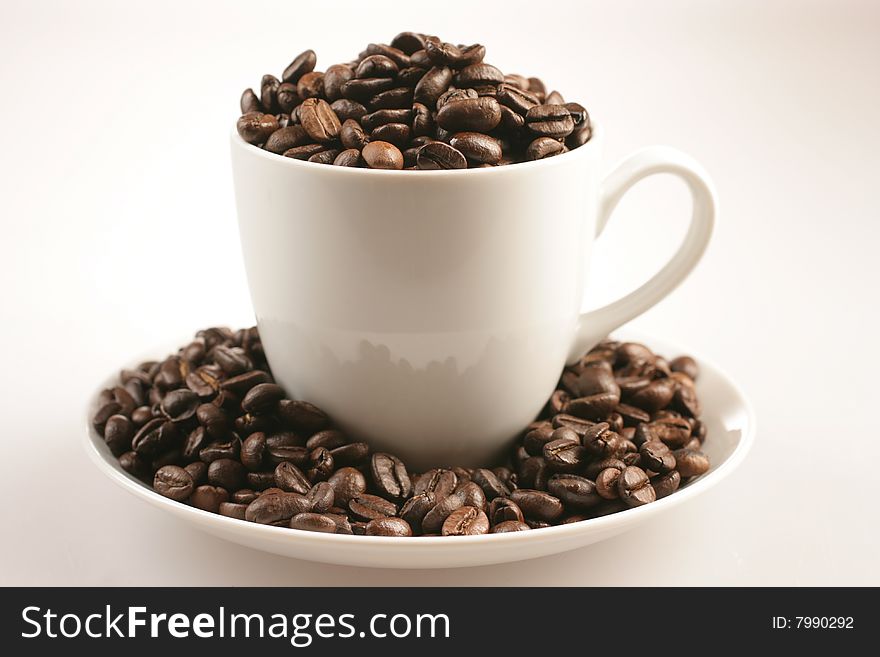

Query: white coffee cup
[230,124,715,469]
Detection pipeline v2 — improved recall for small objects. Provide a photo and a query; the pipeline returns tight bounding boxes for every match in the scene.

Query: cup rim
[231,120,601,177]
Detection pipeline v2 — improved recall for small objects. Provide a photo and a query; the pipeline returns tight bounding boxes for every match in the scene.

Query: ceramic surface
[85,331,752,569]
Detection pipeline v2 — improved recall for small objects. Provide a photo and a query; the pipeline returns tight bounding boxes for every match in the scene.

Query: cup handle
[567,146,717,364]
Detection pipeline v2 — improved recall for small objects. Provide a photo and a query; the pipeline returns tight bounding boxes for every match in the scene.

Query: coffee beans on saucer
[95,327,709,537]
[236,32,592,169]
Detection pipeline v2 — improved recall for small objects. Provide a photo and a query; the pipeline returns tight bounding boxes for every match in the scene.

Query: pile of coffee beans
[94,327,709,537]
[236,32,591,169]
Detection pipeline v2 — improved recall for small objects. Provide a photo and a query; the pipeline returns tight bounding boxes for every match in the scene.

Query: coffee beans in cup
[236,32,592,169]
[95,327,709,537]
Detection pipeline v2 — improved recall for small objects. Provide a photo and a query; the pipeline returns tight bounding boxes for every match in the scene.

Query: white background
[1,0,878,585]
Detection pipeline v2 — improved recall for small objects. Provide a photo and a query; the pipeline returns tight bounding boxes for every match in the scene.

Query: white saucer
[84,331,755,569]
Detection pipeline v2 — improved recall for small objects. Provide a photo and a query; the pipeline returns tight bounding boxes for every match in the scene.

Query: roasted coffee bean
[372,122,411,146]
[364,43,410,68]
[575,366,621,398]
[496,83,540,115]
[362,141,404,169]
[199,435,241,463]
[442,506,490,536]
[552,413,597,438]
[131,406,153,426]
[416,141,467,169]
[212,345,252,375]
[119,451,150,481]
[412,66,453,107]
[471,468,510,499]
[274,461,311,494]
[673,377,702,417]
[330,98,368,123]
[618,466,656,507]
[182,427,211,461]
[237,112,279,144]
[425,37,485,68]
[366,517,413,537]
[543,429,588,472]
[195,403,229,440]
[492,520,531,533]
[528,76,546,100]
[333,148,362,167]
[617,403,652,426]
[323,64,354,102]
[517,456,549,490]
[456,63,504,87]
[399,492,436,533]
[340,118,369,150]
[628,379,676,412]
[525,104,574,138]
[497,105,526,133]
[299,98,341,142]
[360,108,413,131]
[349,493,397,521]
[276,399,329,434]
[276,82,301,113]
[260,74,280,113]
[510,489,563,522]
[449,132,502,164]
[341,76,396,100]
[246,492,310,525]
[307,481,335,512]
[305,429,346,451]
[239,383,283,415]
[264,125,309,154]
[296,71,324,100]
[454,481,488,511]
[132,419,179,458]
[670,355,699,380]
[397,67,426,89]
[547,474,602,509]
[283,50,317,83]
[546,90,565,105]
[153,465,194,501]
[391,31,426,55]
[524,423,555,455]
[488,497,524,524]
[371,453,412,498]
[329,441,370,466]
[672,449,710,478]
[208,458,246,491]
[581,422,620,457]
[289,512,339,533]
[368,86,413,110]
[356,54,398,79]
[650,417,693,448]
[190,485,229,513]
[413,468,458,500]
[652,470,681,499]
[240,88,262,114]
[239,431,266,470]
[421,494,464,534]
[436,97,502,132]
[595,467,622,499]
[232,488,258,504]
[436,87,478,110]
[526,137,567,160]
[640,440,676,474]
[327,467,367,506]
[246,471,277,491]
[103,414,134,456]
[218,502,248,520]
[306,447,334,481]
